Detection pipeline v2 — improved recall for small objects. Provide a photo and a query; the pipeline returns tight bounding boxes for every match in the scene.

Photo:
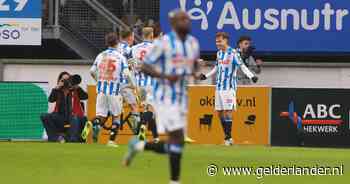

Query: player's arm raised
[234,51,258,83]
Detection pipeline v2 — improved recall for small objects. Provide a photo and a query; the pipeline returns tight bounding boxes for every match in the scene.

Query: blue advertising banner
[160,0,350,53]
[0,0,42,45]
[0,0,41,18]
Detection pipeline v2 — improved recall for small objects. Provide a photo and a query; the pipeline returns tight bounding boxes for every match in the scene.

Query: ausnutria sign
[160,0,350,52]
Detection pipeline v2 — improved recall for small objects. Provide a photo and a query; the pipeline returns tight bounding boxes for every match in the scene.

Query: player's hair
[237,35,252,45]
[57,71,70,84]
[120,29,133,40]
[168,9,180,22]
[168,9,187,26]
[153,22,162,38]
[105,32,118,47]
[216,32,230,41]
[142,27,154,39]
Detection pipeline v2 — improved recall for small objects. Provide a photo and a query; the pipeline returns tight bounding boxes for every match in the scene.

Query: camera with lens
[62,74,82,90]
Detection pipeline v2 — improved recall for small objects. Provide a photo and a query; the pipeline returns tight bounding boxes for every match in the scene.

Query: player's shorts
[215,89,236,111]
[96,94,123,117]
[154,102,186,134]
[121,87,137,105]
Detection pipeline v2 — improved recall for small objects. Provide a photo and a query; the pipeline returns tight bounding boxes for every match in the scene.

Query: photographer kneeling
[41,72,88,142]
[236,36,263,85]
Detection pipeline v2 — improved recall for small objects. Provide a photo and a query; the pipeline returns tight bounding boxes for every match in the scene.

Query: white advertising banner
[0,0,42,45]
[0,18,41,45]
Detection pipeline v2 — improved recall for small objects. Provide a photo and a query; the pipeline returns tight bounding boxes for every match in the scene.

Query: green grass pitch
[0,142,349,184]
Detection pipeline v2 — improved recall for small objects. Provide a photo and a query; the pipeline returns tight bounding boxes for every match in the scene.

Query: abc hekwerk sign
[160,0,350,53]
[271,88,350,147]
[0,0,41,45]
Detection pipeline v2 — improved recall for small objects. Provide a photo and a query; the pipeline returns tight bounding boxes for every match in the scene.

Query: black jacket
[48,87,88,121]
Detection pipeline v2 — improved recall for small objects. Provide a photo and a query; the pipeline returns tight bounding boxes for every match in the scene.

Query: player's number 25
[139,50,147,61]
[0,0,28,11]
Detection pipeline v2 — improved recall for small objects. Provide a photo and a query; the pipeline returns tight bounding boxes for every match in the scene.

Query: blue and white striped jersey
[90,48,129,95]
[117,41,132,85]
[117,41,132,59]
[144,31,200,107]
[131,41,155,87]
[207,47,255,91]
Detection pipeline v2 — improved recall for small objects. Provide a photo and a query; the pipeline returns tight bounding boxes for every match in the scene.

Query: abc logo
[0,29,21,40]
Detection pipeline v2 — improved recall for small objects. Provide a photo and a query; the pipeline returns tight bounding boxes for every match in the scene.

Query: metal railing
[97,0,160,22]
[58,0,115,50]
[44,0,139,52]
[44,0,154,52]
